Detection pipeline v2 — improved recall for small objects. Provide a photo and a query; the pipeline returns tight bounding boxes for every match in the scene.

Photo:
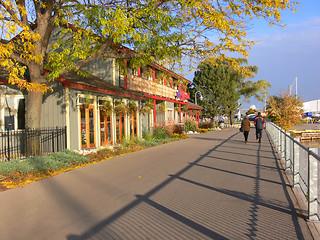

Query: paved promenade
[0,128,314,239]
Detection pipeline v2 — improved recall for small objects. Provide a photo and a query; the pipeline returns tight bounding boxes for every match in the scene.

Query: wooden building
[0,28,202,151]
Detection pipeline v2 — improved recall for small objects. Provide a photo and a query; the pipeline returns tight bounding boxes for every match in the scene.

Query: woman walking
[241,115,251,144]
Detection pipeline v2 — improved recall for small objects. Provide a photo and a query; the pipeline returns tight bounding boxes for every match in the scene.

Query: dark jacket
[241,118,251,132]
[254,114,265,130]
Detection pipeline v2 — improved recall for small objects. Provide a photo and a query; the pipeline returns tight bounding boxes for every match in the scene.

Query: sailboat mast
[295,77,298,97]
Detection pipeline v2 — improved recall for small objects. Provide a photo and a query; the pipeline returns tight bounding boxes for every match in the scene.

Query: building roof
[58,71,145,99]
[187,101,203,110]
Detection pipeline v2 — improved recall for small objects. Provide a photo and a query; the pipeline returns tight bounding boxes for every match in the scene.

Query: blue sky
[187,1,320,109]
[242,0,320,109]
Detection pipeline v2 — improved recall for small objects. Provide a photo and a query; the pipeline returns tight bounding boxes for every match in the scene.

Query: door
[80,105,96,149]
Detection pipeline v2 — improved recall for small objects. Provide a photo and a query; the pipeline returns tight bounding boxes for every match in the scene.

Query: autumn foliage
[267,88,304,131]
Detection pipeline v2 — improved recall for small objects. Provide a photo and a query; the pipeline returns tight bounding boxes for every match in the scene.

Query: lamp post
[195,91,203,105]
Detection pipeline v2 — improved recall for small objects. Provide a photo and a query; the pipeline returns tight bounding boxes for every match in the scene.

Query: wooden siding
[68,89,81,150]
[140,112,151,135]
[41,82,66,128]
[82,57,114,85]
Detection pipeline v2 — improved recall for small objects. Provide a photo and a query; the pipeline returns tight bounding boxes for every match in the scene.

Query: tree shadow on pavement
[65,131,307,240]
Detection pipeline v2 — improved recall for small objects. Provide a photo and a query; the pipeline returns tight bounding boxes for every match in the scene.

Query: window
[100,110,113,145]
[80,105,96,149]
[129,111,137,137]
[1,96,25,131]
[167,109,173,121]
[116,114,125,142]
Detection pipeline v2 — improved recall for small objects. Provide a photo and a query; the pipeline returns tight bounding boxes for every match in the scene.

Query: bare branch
[0,0,19,19]
[15,0,28,26]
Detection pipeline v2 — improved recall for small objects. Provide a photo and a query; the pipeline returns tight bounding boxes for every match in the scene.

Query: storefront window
[100,111,112,145]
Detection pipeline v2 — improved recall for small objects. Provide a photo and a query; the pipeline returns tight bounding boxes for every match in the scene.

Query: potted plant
[128,101,138,114]
[182,105,188,113]
[100,100,113,116]
[157,102,166,113]
[167,77,173,87]
[188,109,195,116]
[80,95,92,109]
[141,99,153,114]
[173,78,180,88]
[114,100,128,115]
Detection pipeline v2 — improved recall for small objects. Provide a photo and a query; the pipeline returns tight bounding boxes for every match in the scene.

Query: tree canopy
[1,0,298,90]
[267,87,304,131]
[0,0,297,129]
[191,56,271,119]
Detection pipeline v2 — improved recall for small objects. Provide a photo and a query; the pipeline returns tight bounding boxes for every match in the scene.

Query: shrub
[88,148,113,161]
[199,121,214,129]
[0,160,26,175]
[143,131,154,141]
[172,124,184,134]
[153,126,169,139]
[0,150,88,175]
[185,119,198,132]
[140,140,159,147]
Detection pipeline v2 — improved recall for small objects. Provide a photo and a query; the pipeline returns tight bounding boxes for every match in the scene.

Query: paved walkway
[0,128,314,239]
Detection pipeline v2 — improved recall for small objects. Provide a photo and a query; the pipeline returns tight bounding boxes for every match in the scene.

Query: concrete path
[0,128,313,240]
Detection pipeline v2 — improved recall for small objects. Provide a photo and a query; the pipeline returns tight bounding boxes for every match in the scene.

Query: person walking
[241,115,251,144]
[254,112,265,143]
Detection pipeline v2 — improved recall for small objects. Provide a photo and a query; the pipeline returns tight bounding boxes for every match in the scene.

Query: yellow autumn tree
[267,87,304,131]
[0,0,298,133]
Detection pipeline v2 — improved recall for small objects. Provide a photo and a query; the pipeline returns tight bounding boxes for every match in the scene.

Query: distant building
[303,99,320,117]
[239,108,264,117]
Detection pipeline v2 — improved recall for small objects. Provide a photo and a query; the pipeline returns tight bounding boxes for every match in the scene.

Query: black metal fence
[0,127,67,161]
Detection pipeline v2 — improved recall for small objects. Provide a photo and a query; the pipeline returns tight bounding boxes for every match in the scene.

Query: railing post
[52,130,55,153]
[308,148,319,221]
[280,129,286,160]
[56,126,59,152]
[278,126,281,153]
[279,130,282,158]
[284,131,287,163]
[293,138,300,187]
[285,132,291,170]
[64,126,67,150]
[290,133,293,169]
[7,129,10,161]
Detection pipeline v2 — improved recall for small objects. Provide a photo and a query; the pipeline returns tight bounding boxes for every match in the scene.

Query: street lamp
[195,91,203,105]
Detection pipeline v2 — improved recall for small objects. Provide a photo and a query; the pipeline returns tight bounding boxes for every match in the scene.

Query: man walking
[254,112,265,143]
[241,115,251,144]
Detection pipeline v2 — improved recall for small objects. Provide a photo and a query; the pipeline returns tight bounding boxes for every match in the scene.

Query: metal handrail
[266,122,320,221]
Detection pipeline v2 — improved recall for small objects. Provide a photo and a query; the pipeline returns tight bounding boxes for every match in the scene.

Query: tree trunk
[229,110,233,125]
[25,66,45,156]
[25,91,43,129]
[210,116,215,128]
[25,91,43,157]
